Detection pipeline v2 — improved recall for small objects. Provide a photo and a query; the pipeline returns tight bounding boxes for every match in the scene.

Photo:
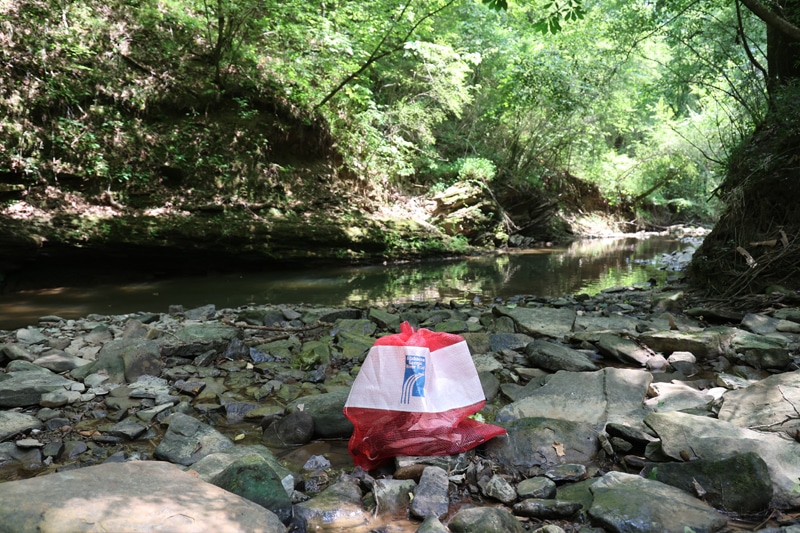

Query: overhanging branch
[738,0,800,41]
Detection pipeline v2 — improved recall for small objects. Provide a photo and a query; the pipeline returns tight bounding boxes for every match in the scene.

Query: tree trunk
[767,1,800,89]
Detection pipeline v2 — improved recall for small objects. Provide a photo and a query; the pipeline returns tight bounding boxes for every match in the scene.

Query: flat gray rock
[448,507,524,533]
[154,412,233,466]
[2,343,36,362]
[493,306,576,339]
[0,460,286,532]
[644,381,716,412]
[490,332,535,352]
[486,417,600,469]
[496,368,652,428]
[638,327,736,359]
[718,368,800,433]
[0,411,43,442]
[594,333,651,366]
[33,352,91,372]
[0,370,75,408]
[574,314,641,333]
[524,339,598,372]
[729,329,791,369]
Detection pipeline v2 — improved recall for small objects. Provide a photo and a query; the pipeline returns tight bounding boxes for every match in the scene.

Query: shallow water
[0,235,698,330]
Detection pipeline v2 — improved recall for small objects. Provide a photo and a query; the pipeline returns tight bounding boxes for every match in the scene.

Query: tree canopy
[2,0,799,280]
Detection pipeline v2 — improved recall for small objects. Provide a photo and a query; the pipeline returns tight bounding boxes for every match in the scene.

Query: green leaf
[481,0,507,11]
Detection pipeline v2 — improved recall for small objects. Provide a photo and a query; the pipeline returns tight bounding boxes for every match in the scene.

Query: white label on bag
[344,341,485,413]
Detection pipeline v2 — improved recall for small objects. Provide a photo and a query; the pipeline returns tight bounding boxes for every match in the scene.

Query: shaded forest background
[1,0,799,296]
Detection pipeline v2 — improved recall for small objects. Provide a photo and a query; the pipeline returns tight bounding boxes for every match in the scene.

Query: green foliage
[0,0,771,233]
[530,0,587,34]
[457,157,497,184]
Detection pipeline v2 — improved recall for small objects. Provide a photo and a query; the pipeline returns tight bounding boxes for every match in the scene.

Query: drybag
[343,322,506,470]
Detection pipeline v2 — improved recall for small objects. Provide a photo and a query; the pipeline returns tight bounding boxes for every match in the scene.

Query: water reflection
[0,236,696,330]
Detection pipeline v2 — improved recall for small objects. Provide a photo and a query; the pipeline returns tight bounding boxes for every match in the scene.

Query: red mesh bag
[343,322,506,470]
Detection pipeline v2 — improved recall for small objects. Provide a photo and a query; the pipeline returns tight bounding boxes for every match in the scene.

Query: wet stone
[448,507,524,533]
[0,411,43,441]
[544,464,587,482]
[63,441,88,459]
[109,418,148,440]
[92,434,123,444]
[294,478,370,531]
[480,474,517,504]
[263,410,314,446]
[513,498,584,519]
[373,478,416,515]
[16,328,49,345]
[2,344,36,362]
[416,515,449,533]
[517,476,558,499]
[42,441,64,459]
[40,389,81,407]
[174,379,206,396]
[223,401,259,423]
[0,442,43,468]
[303,454,331,471]
[410,466,450,520]
[302,469,330,494]
[43,417,70,431]
[154,412,233,466]
[210,454,293,524]
[15,438,44,448]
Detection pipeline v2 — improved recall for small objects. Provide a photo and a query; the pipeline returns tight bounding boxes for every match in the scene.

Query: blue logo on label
[401,354,426,404]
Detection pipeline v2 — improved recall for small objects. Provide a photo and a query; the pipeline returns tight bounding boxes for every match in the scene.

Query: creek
[0,234,700,331]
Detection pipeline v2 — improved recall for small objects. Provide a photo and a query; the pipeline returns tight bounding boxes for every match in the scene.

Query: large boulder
[645,411,800,509]
[495,368,652,428]
[0,461,286,532]
[588,471,726,533]
[641,452,772,514]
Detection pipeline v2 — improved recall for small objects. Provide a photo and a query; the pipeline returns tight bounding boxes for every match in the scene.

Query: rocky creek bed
[2,281,800,532]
